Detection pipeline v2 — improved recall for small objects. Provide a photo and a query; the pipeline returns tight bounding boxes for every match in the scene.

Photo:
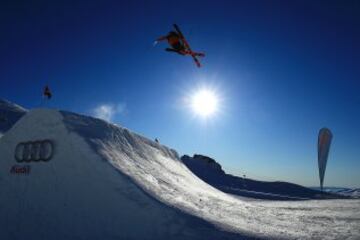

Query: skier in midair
[43,85,52,99]
[156,31,187,55]
[155,24,205,67]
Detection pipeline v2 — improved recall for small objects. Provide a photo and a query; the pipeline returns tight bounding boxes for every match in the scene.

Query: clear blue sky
[1,0,359,187]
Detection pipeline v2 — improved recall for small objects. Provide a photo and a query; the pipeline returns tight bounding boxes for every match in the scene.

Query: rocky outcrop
[181,154,225,175]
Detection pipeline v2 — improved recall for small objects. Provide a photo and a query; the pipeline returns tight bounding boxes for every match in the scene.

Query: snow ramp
[0,109,359,240]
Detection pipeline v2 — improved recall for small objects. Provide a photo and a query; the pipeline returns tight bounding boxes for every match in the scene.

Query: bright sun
[191,89,219,118]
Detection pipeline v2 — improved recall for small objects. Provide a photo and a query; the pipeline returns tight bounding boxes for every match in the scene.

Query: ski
[173,24,204,67]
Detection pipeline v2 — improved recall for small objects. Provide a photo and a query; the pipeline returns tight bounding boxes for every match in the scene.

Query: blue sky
[1,0,359,187]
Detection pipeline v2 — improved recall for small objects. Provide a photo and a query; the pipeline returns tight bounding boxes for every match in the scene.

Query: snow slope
[0,109,242,240]
[0,109,359,240]
[0,99,27,136]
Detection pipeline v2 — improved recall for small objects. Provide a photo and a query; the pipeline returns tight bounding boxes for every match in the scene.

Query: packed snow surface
[0,109,359,240]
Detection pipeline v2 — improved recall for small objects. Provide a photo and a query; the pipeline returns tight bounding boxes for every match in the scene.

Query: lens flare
[191,89,219,118]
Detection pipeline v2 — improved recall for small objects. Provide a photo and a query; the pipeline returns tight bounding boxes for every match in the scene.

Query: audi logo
[14,140,54,162]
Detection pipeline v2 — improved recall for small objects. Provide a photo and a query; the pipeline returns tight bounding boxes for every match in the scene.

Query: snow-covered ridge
[0,108,359,240]
[0,99,27,112]
[181,154,345,200]
[0,99,27,135]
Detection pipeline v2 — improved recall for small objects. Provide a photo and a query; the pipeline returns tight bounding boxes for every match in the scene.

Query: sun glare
[191,89,219,118]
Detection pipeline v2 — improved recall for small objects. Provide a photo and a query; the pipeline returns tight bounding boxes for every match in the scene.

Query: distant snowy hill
[0,107,359,240]
[0,99,27,136]
[311,187,360,199]
[181,154,346,200]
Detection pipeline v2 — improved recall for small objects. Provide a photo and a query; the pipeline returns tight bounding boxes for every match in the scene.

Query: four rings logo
[14,140,54,162]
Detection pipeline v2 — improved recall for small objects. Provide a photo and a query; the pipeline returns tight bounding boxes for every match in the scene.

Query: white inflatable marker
[318,128,333,191]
